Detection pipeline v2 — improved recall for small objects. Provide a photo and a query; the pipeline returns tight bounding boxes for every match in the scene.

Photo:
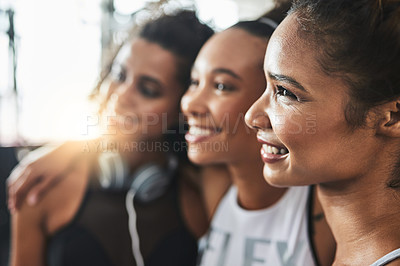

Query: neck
[317,176,400,265]
[228,158,287,210]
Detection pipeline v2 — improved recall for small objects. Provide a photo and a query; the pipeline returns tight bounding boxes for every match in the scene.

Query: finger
[26,175,60,206]
[7,166,31,213]
[12,166,42,210]
[7,184,17,214]
[6,162,28,189]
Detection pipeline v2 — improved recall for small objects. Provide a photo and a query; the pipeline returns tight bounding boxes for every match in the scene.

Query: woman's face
[104,38,183,144]
[245,14,381,187]
[181,28,267,165]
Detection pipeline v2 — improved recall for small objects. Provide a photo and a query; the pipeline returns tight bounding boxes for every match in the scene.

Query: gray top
[371,248,400,266]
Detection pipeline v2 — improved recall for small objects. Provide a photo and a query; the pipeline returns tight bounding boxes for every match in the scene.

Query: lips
[185,125,222,143]
[257,134,289,163]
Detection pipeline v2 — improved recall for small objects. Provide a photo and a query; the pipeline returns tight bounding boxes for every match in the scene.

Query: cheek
[271,105,323,154]
[212,100,245,131]
[216,100,258,151]
[270,105,311,138]
[275,106,349,166]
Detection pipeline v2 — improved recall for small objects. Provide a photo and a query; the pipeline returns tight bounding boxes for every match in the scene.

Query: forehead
[195,28,267,71]
[117,38,178,72]
[264,14,321,77]
[128,38,176,66]
[265,14,350,101]
[115,38,181,87]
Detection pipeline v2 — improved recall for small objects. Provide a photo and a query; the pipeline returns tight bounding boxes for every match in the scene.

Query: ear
[376,100,400,137]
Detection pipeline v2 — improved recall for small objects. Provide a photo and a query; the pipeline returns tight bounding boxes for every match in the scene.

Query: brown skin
[246,13,400,265]
[310,187,337,266]
[200,165,231,218]
[181,28,287,210]
[10,38,210,266]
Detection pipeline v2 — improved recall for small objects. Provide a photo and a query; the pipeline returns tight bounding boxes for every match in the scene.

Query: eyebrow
[212,68,242,80]
[267,71,307,92]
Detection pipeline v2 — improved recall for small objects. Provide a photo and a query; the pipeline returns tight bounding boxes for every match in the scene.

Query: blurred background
[0,0,275,265]
[0,0,275,146]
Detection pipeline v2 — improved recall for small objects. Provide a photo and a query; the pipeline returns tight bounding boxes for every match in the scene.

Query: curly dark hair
[139,10,214,90]
[290,0,400,128]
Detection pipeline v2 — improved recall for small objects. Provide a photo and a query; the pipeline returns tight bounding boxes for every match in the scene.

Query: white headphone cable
[126,189,145,266]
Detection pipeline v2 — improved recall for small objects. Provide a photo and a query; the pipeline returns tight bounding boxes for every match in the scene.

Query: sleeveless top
[197,185,316,266]
[47,176,198,266]
[371,248,400,266]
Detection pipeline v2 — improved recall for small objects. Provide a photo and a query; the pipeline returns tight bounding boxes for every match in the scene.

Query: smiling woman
[181,24,268,166]
[245,0,400,264]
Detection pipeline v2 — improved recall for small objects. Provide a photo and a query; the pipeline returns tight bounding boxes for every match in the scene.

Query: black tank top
[47,175,198,266]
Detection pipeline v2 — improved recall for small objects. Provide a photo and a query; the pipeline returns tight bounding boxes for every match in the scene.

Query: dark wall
[0,147,19,266]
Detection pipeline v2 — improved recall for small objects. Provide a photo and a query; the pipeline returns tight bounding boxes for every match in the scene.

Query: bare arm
[10,199,46,266]
[10,156,90,266]
[7,138,99,212]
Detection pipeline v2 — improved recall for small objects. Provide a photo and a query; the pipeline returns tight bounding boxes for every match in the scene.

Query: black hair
[262,0,292,23]
[290,0,400,128]
[139,10,214,90]
[290,0,400,188]
[230,20,276,39]
[230,0,291,40]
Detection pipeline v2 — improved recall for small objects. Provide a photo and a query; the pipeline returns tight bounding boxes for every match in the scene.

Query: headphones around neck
[98,151,178,203]
[97,151,179,266]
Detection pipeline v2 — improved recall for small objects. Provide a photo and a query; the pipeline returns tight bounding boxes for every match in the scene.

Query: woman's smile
[257,135,289,164]
[185,123,222,143]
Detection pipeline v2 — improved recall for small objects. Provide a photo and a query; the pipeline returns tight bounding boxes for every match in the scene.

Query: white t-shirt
[197,186,316,266]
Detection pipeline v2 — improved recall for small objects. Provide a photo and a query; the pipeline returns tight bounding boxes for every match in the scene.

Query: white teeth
[263,144,288,155]
[189,126,216,136]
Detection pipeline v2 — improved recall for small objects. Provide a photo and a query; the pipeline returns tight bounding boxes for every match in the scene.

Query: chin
[187,148,222,166]
[187,153,211,166]
[263,165,296,188]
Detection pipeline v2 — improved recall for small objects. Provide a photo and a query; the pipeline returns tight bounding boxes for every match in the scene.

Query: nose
[245,92,272,131]
[180,87,208,118]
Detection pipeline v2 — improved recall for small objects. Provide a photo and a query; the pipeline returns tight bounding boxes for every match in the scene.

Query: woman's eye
[215,82,235,92]
[189,79,199,89]
[276,85,298,100]
[138,82,161,99]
